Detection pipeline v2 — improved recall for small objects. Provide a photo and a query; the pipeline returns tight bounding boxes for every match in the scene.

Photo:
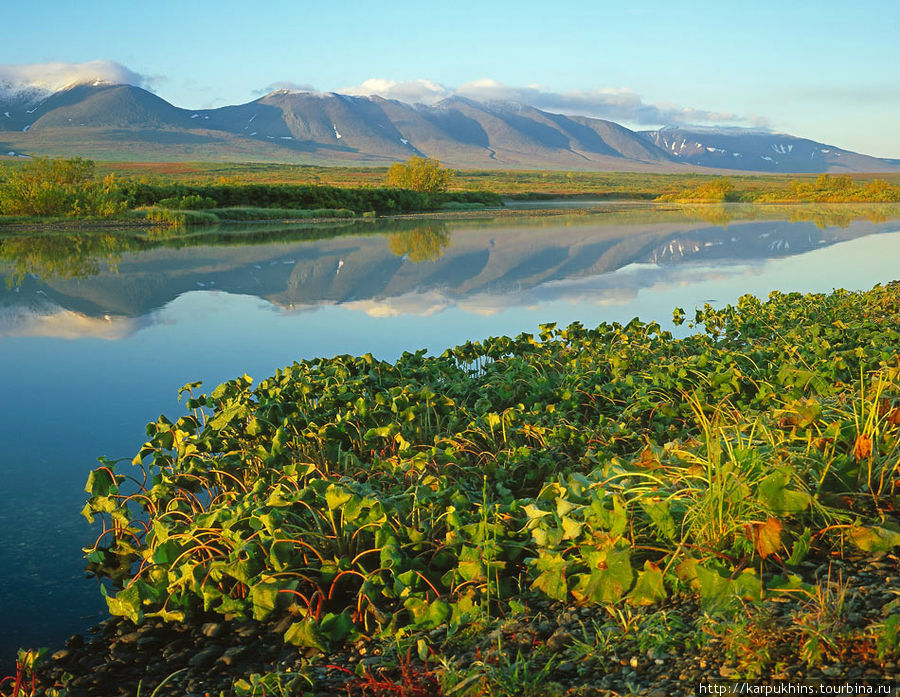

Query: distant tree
[385,156,454,194]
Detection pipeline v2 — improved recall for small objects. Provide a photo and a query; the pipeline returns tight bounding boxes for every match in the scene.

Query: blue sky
[2,0,898,156]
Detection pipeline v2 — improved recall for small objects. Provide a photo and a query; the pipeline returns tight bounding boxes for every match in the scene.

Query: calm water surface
[1,204,899,664]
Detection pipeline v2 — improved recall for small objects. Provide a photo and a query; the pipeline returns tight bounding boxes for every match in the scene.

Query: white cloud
[335,77,764,127]
[0,60,155,96]
[339,78,450,104]
[253,80,318,96]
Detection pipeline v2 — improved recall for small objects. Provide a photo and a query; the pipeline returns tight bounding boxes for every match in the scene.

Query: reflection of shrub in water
[387,222,451,263]
[0,233,140,285]
[676,203,900,230]
[679,205,735,227]
[787,204,893,229]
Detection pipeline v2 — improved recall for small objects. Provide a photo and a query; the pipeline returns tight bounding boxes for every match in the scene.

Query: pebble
[117,631,141,645]
[233,623,258,638]
[201,622,225,638]
[188,644,223,670]
[537,620,554,636]
[218,646,247,667]
[547,629,573,651]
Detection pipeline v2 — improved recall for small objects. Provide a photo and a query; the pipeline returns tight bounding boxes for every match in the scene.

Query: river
[1,202,899,665]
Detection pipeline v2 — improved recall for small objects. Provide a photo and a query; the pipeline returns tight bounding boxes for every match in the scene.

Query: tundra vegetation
[657,174,900,203]
[0,158,499,227]
[3,158,900,233]
[5,284,895,695]
[85,160,900,201]
[0,157,125,217]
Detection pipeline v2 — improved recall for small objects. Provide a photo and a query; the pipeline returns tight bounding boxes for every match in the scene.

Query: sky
[2,0,898,157]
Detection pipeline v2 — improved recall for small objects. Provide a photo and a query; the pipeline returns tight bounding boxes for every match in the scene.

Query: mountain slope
[640,127,894,173]
[0,83,195,132]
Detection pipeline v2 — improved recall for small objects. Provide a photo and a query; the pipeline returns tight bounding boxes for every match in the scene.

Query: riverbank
[3,200,900,237]
[25,549,900,696]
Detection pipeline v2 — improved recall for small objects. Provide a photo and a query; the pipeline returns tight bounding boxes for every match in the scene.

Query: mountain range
[1,81,896,173]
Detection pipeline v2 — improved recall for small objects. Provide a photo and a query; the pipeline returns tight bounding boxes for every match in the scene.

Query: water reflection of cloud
[0,305,152,340]
[324,261,767,319]
[342,291,452,318]
[532,261,762,306]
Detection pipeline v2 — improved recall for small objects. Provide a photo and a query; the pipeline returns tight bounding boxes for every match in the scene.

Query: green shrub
[209,207,354,221]
[83,284,900,647]
[657,177,738,202]
[784,174,900,203]
[386,156,454,193]
[143,207,219,227]
[440,201,487,211]
[156,194,217,210]
[440,191,504,207]
[117,182,432,214]
[0,157,125,217]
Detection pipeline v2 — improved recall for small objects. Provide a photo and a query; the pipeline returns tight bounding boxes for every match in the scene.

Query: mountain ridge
[1,83,896,173]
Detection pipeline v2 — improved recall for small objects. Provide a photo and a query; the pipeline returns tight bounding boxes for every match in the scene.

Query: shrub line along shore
[2,158,900,234]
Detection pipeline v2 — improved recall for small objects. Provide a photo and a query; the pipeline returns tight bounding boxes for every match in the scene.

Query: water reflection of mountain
[1,213,898,336]
[646,223,844,264]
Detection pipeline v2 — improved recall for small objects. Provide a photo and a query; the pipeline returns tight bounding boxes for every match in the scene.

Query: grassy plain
[89,161,900,199]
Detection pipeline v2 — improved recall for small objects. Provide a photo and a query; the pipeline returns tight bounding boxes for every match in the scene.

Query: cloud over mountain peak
[0,60,154,97]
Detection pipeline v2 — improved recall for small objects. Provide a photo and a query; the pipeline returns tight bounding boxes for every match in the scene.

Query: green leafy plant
[79,283,900,663]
